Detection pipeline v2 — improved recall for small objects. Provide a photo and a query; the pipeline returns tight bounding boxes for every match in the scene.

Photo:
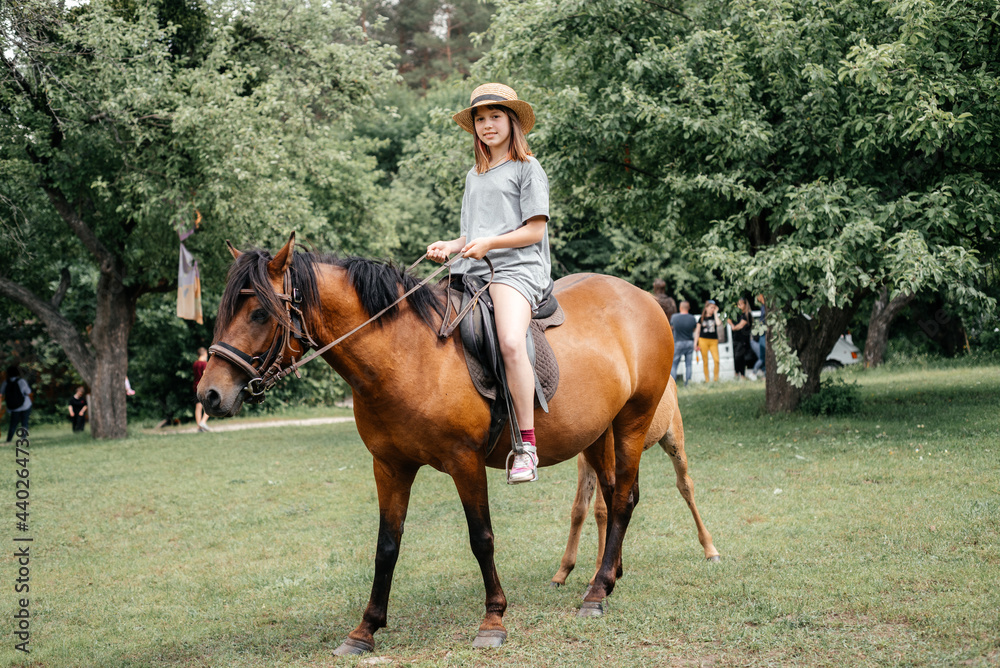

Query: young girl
[427,83,550,484]
[694,300,722,382]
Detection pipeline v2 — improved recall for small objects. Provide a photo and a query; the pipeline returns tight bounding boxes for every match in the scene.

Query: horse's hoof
[332,637,374,656]
[578,601,604,617]
[472,629,507,648]
[550,580,564,588]
[708,555,721,563]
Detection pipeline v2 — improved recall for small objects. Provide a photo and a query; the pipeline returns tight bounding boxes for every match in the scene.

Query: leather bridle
[209,253,492,405]
[208,268,319,404]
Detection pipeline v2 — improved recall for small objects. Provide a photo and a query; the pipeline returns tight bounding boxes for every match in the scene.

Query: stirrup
[506,444,538,484]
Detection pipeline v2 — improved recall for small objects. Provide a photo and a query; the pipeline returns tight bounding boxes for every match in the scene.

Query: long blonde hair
[473,105,533,174]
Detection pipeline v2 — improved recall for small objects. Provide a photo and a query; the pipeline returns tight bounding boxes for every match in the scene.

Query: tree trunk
[88,272,138,439]
[863,286,914,368]
[765,303,859,413]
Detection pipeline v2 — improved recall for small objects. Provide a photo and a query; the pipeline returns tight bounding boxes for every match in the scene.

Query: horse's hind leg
[551,455,599,587]
[334,458,418,656]
[661,408,720,561]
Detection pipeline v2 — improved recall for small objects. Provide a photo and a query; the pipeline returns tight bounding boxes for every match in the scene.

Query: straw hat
[453,83,536,135]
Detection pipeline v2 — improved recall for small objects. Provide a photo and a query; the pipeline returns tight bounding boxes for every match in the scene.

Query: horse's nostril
[205,388,221,410]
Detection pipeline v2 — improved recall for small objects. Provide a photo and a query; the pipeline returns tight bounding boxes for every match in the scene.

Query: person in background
[1,365,33,442]
[670,301,698,387]
[193,347,212,432]
[68,386,88,433]
[727,297,755,380]
[694,300,722,382]
[752,294,767,379]
[652,278,677,320]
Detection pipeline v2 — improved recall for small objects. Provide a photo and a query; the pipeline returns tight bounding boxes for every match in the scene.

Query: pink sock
[519,429,536,448]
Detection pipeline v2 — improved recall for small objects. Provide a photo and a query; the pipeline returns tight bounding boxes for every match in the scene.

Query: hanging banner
[177,241,203,325]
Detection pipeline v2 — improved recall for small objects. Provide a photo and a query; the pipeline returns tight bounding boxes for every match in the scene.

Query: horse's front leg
[333,458,417,656]
[580,421,645,617]
[447,453,508,648]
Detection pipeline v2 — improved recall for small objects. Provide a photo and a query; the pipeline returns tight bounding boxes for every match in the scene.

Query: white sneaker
[507,444,538,484]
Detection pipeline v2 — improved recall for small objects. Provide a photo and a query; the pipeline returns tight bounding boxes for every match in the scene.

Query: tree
[354,0,495,88]
[483,0,999,410]
[0,0,398,437]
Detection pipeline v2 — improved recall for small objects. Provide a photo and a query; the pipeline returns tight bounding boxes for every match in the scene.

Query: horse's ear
[226,240,242,260]
[268,232,296,277]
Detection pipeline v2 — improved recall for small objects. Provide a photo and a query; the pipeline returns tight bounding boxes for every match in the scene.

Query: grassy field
[2,363,998,667]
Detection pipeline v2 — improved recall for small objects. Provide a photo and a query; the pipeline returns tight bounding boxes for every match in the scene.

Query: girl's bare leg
[489,283,534,430]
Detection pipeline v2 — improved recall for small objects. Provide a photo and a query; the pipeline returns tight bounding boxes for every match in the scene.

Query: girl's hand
[461,237,493,260]
[426,241,454,263]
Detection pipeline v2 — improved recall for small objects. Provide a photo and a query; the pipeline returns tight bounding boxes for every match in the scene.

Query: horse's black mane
[215,248,447,340]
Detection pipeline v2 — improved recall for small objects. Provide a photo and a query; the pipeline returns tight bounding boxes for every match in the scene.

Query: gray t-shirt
[452,156,551,307]
[670,313,697,342]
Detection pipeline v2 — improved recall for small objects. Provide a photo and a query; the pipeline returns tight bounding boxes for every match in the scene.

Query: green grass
[3,364,999,667]
[129,402,356,430]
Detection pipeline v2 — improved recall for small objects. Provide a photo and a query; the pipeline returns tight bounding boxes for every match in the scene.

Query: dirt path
[149,416,355,436]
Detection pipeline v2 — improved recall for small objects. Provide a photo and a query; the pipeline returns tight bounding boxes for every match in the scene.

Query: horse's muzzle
[199,385,244,418]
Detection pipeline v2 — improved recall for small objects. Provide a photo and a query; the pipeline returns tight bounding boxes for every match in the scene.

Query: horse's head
[198,233,306,417]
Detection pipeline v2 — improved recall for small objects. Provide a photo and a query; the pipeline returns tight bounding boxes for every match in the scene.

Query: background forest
[2,0,998,435]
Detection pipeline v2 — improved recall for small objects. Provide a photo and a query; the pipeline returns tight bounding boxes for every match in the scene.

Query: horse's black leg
[334,458,417,656]
[578,431,617,615]
[448,454,508,648]
[580,423,644,616]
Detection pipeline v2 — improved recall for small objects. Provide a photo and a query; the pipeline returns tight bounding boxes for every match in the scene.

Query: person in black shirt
[68,386,88,433]
[727,297,755,379]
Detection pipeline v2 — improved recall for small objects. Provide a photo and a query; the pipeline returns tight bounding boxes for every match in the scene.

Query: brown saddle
[447,274,564,455]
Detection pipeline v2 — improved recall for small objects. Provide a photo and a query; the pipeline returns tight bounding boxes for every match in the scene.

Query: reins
[209,253,493,403]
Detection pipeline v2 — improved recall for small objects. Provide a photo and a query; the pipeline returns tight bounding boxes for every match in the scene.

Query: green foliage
[1,0,402,287]
[374,77,477,264]
[352,0,496,88]
[974,325,1000,354]
[126,293,350,423]
[798,377,861,416]
[482,0,1000,397]
[126,293,214,422]
[0,0,402,427]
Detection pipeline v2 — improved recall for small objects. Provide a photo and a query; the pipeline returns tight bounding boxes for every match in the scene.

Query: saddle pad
[450,291,564,404]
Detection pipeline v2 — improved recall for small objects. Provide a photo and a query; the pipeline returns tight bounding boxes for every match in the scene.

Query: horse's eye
[250,308,269,323]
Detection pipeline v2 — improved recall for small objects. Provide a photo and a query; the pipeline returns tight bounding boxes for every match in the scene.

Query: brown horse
[198,233,675,655]
[551,376,720,590]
